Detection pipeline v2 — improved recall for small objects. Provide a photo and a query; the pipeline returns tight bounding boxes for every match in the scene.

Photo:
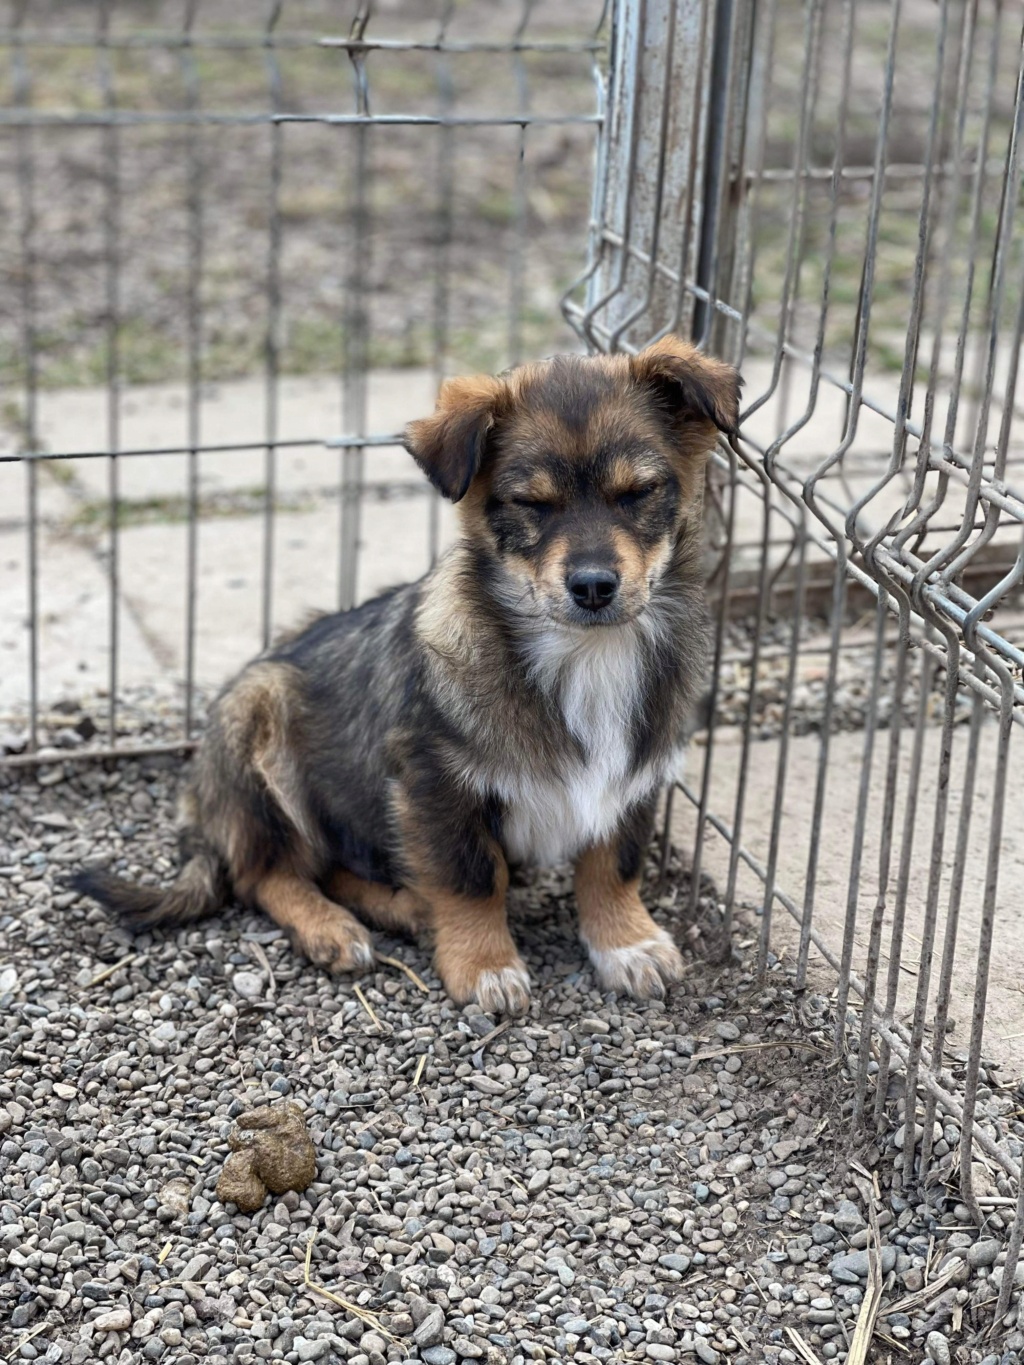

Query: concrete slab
[673,719,1024,1078]
[111,491,459,686]
[0,517,171,710]
[25,370,440,503]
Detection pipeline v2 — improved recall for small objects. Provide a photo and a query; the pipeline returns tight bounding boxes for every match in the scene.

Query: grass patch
[0,296,583,396]
[68,485,314,532]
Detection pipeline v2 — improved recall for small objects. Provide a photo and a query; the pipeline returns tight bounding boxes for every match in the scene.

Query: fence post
[582,0,752,357]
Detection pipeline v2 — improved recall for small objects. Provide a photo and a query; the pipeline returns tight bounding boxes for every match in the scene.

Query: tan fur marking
[405,373,506,450]
[395,785,529,1013]
[177,787,200,827]
[519,406,581,458]
[326,868,430,936]
[513,472,560,503]
[608,527,647,595]
[213,661,319,870]
[668,434,714,506]
[605,457,664,498]
[253,868,374,973]
[574,842,686,999]
[534,532,571,600]
[455,480,494,541]
[575,843,657,952]
[416,550,478,666]
[427,871,530,1015]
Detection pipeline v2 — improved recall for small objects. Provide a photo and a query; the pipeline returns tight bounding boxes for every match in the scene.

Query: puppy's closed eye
[616,483,661,509]
[512,496,555,515]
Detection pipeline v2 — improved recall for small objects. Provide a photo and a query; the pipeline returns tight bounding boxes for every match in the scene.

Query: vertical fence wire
[261,1,284,651]
[98,0,121,745]
[429,3,456,568]
[12,0,38,754]
[833,594,886,1054]
[182,0,203,738]
[337,4,373,614]
[605,0,681,351]
[507,0,536,368]
[686,444,738,923]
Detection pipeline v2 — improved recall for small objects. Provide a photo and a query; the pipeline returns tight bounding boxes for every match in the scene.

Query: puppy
[73,336,739,1014]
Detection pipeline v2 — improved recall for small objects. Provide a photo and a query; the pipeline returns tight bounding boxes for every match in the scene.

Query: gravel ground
[3,744,1024,1365]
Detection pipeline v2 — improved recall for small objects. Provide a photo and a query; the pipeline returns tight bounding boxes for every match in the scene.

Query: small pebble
[93,1309,132,1333]
[231,970,264,1000]
[967,1239,1000,1269]
[925,1331,951,1365]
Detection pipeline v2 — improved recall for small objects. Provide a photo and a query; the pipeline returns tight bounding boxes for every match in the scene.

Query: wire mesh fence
[4,0,1024,1319]
[0,0,605,753]
[564,0,1024,1306]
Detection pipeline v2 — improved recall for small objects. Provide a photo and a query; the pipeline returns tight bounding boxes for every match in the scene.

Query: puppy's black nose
[567,568,619,612]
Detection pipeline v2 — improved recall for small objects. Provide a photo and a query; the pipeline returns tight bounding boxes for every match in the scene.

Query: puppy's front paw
[439,954,532,1016]
[473,963,532,1015]
[295,910,375,975]
[587,927,685,1000]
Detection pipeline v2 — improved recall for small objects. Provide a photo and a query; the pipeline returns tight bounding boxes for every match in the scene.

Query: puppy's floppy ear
[629,334,741,437]
[403,373,507,502]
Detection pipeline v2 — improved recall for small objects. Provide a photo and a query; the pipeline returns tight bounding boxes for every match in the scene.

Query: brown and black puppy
[73,337,739,1014]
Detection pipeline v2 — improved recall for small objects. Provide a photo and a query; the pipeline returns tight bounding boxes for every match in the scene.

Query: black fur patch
[616,797,659,883]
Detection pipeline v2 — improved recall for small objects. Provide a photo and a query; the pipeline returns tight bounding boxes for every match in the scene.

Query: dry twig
[375,952,430,993]
[692,1040,826,1064]
[353,983,391,1034]
[248,941,277,998]
[87,954,139,986]
[878,1260,962,1319]
[843,1164,887,1362]
[3,1324,49,1362]
[785,1326,826,1365]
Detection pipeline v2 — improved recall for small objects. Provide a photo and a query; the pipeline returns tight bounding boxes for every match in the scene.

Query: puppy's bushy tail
[70,835,229,932]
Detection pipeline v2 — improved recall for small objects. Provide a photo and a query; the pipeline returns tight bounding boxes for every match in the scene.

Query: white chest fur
[492,623,674,867]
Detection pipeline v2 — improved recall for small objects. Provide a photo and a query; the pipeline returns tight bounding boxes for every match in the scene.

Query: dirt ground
[0,0,604,402]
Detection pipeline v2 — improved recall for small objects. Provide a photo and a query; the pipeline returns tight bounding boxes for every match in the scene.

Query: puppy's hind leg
[208,661,373,974]
[324,868,431,938]
[254,868,375,974]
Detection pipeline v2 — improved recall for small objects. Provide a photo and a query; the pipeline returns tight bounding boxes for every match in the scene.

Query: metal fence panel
[0,0,606,757]
[565,0,1024,1288]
